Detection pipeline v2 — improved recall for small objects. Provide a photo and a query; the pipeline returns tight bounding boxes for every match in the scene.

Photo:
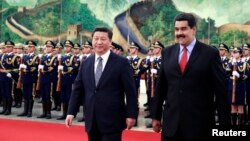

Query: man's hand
[126,118,136,130]
[152,119,161,133]
[65,115,74,128]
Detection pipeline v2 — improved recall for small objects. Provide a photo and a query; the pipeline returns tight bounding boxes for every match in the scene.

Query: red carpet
[0,118,160,141]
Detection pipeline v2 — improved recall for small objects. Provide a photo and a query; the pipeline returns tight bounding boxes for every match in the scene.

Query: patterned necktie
[95,57,103,86]
[179,47,187,74]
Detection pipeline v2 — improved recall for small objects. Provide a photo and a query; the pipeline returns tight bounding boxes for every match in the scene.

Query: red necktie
[179,47,187,73]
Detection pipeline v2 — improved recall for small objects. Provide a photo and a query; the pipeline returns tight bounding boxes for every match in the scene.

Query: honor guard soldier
[110,42,123,56]
[0,40,20,115]
[35,45,45,100]
[77,41,93,122]
[37,40,57,119]
[127,41,146,126]
[242,43,250,124]
[18,40,39,117]
[143,43,154,109]
[0,43,6,107]
[57,40,80,120]
[218,43,231,89]
[226,47,249,125]
[81,41,93,61]
[145,41,164,128]
[13,43,24,108]
[51,42,63,111]
[72,43,81,81]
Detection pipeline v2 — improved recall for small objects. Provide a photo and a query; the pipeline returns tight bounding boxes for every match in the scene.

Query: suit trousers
[161,126,209,141]
[87,117,122,141]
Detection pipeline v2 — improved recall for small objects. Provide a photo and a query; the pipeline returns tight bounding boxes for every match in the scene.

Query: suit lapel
[89,55,95,88]
[173,44,182,74]
[184,41,201,74]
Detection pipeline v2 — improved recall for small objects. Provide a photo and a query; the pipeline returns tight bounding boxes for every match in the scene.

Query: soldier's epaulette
[238,62,247,72]
[0,54,5,68]
[11,55,18,66]
[135,58,143,69]
[27,55,38,66]
[46,56,57,66]
[65,55,74,67]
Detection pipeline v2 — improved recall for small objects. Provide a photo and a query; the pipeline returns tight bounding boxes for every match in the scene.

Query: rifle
[16,55,24,89]
[56,57,62,92]
[232,61,237,103]
[36,56,43,91]
[150,59,155,98]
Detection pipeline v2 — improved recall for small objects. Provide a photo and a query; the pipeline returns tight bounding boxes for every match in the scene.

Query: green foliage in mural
[18,1,108,36]
[140,3,179,45]
[218,30,248,47]
[139,2,218,46]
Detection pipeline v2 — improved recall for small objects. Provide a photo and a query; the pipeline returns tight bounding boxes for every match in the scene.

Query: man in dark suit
[151,13,231,141]
[65,27,138,141]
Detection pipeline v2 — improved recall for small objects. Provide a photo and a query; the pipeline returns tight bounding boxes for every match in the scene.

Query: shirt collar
[180,38,196,53]
[29,53,34,56]
[95,50,111,63]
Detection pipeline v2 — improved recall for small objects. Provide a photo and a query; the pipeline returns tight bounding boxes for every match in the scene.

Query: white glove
[79,55,83,61]
[126,56,131,60]
[146,56,150,60]
[19,54,23,58]
[38,54,43,59]
[57,54,62,60]
[38,65,44,70]
[58,65,63,71]
[232,71,240,78]
[6,73,12,78]
[19,64,27,69]
[232,58,237,65]
[150,57,155,62]
[151,68,157,74]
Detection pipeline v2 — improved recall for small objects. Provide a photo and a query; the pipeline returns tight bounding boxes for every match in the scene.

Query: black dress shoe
[78,117,85,122]
[56,106,61,111]
[46,114,51,119]
[57,115,66,120]
[146,124,152,128]
[27,113,32,117]
[16,103,21,108]
[37,114,46,118]
[12,102,18,107]
[4,110,11,115]
[18,112,28,116]
[144,114,151,118]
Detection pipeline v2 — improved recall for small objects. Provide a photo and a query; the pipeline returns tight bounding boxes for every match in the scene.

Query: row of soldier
[0,39,165,128]
[218,43,250,125]
[0,40,93,120]
[2,39,250,127]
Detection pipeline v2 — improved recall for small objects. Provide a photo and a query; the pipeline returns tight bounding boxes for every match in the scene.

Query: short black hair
[174,13,197,28]
[92,27,113,40]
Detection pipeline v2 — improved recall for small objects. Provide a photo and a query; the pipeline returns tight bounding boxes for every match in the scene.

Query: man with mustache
[151,13,231,140]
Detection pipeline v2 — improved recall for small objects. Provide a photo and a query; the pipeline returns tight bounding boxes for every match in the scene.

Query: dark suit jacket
[67,52,138,134]
[151,41,231,140]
